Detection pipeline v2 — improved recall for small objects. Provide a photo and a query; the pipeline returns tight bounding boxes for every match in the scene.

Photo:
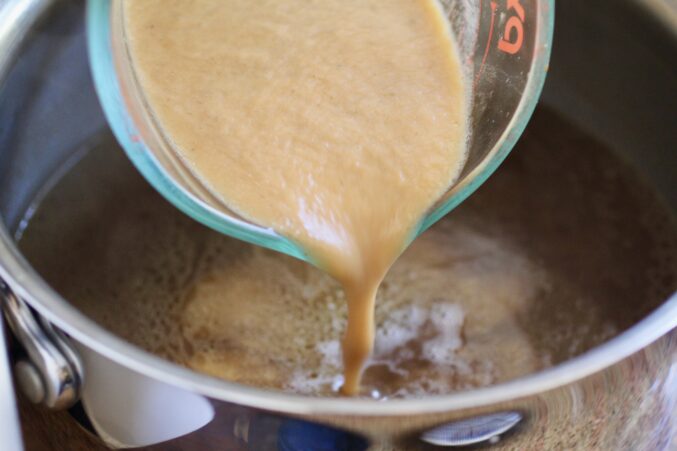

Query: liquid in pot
[18,108,677,398]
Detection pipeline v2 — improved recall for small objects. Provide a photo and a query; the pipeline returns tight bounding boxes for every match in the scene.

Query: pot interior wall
[0,2,106,229]
[540,1,677,210]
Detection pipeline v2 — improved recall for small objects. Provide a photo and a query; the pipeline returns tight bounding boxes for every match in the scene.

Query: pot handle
[1,281,82,410]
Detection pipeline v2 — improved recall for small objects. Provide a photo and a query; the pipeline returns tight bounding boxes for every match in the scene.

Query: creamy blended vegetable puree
[123,0,468,394]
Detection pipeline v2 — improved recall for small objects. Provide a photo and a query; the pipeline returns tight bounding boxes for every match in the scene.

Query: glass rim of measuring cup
[86,0,554,264]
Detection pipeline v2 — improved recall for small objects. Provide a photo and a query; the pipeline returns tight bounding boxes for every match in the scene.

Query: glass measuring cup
[87,0,553,264]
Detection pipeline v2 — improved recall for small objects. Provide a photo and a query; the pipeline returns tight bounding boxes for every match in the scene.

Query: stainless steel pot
[1,1,676,450]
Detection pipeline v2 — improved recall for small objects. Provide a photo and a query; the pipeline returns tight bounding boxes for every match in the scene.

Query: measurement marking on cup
[476,0,527,87]
[498,0,525,55]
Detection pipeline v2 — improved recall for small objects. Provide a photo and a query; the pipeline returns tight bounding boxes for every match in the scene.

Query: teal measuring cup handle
[87,0,553,263]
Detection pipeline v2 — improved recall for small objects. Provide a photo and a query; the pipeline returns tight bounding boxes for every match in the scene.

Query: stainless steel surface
[0,304,23,451]
[419,411,523,447]
[0,0,54,83]
[0,0,675,449]
[14,360,45,404]
[2,284,80,409]
[639,0,677,36]
[39,315,84,388]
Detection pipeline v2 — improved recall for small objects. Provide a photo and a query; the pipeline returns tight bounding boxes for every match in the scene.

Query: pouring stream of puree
[122,0,468,395]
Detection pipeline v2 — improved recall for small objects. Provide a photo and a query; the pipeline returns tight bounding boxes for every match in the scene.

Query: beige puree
[123,0,468,395]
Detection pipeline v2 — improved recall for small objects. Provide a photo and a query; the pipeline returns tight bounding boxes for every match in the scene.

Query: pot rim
[1,0,676,418]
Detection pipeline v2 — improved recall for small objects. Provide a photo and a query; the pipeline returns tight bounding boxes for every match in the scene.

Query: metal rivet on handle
[14,360,45,404]
[420,411,523,447]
